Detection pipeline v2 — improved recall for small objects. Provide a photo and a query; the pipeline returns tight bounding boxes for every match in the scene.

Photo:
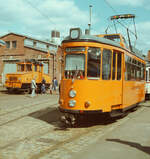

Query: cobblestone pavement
[0,87,150,159]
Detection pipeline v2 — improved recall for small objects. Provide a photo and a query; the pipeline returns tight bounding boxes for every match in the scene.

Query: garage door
[2,63,17,84]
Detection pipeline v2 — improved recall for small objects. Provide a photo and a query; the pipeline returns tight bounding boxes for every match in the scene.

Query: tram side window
[102,49,112,80]
[149,68,150,81]
[125,55,131,80]
[146,70,148,81]
[117,53,122,80]
[26,64,32,71]
[141,64,145,80]
[17,64,25,72]
[65,54,85,79]
[112,52,116,80]
[87,47,101,78]
[125,55,145,81]
[34,65,37,72]
[39,65,42,72]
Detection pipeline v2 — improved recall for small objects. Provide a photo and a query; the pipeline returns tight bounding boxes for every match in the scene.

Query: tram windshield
[65,54,85,79]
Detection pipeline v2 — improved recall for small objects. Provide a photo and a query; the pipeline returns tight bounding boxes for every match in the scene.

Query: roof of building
[0,32,57,46]
[0,32,58,54]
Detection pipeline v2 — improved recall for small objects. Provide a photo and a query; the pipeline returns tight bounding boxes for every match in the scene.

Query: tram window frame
[149,68,150,81]
[141,63,145,80]
[146,70,148,82]
[17,64,25,72]
[102,49,112,80]
[125,54,145,81]
[26,64,32,72]
[112,52,116,80]
[87,47,101,79]
[65,53,85,79]
[34,65,37,72]
[117,53,122,80]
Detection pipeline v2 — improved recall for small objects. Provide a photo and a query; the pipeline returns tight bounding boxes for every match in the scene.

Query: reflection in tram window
[102,49,112,80]
[65,54,85,79]
[87,47,101,78]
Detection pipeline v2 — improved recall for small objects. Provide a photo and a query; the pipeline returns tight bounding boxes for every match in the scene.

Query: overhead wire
[24,0,56,26]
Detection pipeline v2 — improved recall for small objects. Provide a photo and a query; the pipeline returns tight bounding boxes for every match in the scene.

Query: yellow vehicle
[5,60,51,93]
[59,27,145,126]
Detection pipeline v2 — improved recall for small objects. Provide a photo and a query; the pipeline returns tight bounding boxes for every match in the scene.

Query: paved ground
[0,86,150,159]
[71,101,150,159]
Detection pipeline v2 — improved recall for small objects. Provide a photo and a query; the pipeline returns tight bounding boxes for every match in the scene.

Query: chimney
[51,30,61,45]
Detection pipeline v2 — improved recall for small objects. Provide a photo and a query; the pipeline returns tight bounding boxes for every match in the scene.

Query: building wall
[0,33,61,84]
[0,34,25,56]
[147,50,150,61]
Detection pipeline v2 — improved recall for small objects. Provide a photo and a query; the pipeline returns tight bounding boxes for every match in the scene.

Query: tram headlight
[69,100,76,107]
[69,89,76,98]
[70,28,82,39]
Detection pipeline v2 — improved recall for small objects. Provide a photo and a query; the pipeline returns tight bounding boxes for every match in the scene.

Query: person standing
[41,78,46,94]
[31,78,37,97]
[52,77,58,91]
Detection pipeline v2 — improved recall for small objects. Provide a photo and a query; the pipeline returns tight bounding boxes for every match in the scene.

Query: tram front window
[87,47,101,78]
[65,54,85,79]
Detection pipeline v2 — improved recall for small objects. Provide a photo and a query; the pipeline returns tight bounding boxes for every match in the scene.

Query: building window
[12,41,17,48]
[33,41,36,47]
[6,41,10,48]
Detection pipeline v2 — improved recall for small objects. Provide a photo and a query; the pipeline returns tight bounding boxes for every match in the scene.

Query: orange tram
[59,28,146,126]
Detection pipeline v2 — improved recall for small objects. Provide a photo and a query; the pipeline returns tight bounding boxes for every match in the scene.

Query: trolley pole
[88,5,92,35]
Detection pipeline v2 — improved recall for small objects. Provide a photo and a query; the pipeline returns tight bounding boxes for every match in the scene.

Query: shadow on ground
[0,88,26,95]
[29,107,119,130]
[106,138,150,155]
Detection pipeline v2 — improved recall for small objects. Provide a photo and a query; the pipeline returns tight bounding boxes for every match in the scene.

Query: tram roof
[62,34,122,49]
[62,34,145,60]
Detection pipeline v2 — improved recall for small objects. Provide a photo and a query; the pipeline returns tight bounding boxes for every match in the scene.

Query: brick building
[0,32,62,84]
[147,50,150,61]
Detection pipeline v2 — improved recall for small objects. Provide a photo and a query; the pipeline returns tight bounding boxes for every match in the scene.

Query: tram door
[101,49,122,110]
[111,51,122,106]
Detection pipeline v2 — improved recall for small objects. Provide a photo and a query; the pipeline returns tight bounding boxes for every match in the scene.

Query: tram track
[0,99,58,126]
[0,100,146,159]
[29,105,146,159]
[29,115,131,159]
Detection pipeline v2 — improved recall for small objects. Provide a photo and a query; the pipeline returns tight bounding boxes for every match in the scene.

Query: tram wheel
[24,88,31,94]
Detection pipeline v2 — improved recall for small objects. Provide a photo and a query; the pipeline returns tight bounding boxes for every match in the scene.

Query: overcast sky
[0,0,150,54]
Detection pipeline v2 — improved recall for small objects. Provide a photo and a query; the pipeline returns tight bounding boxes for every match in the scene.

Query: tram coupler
[60,113,76,126]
